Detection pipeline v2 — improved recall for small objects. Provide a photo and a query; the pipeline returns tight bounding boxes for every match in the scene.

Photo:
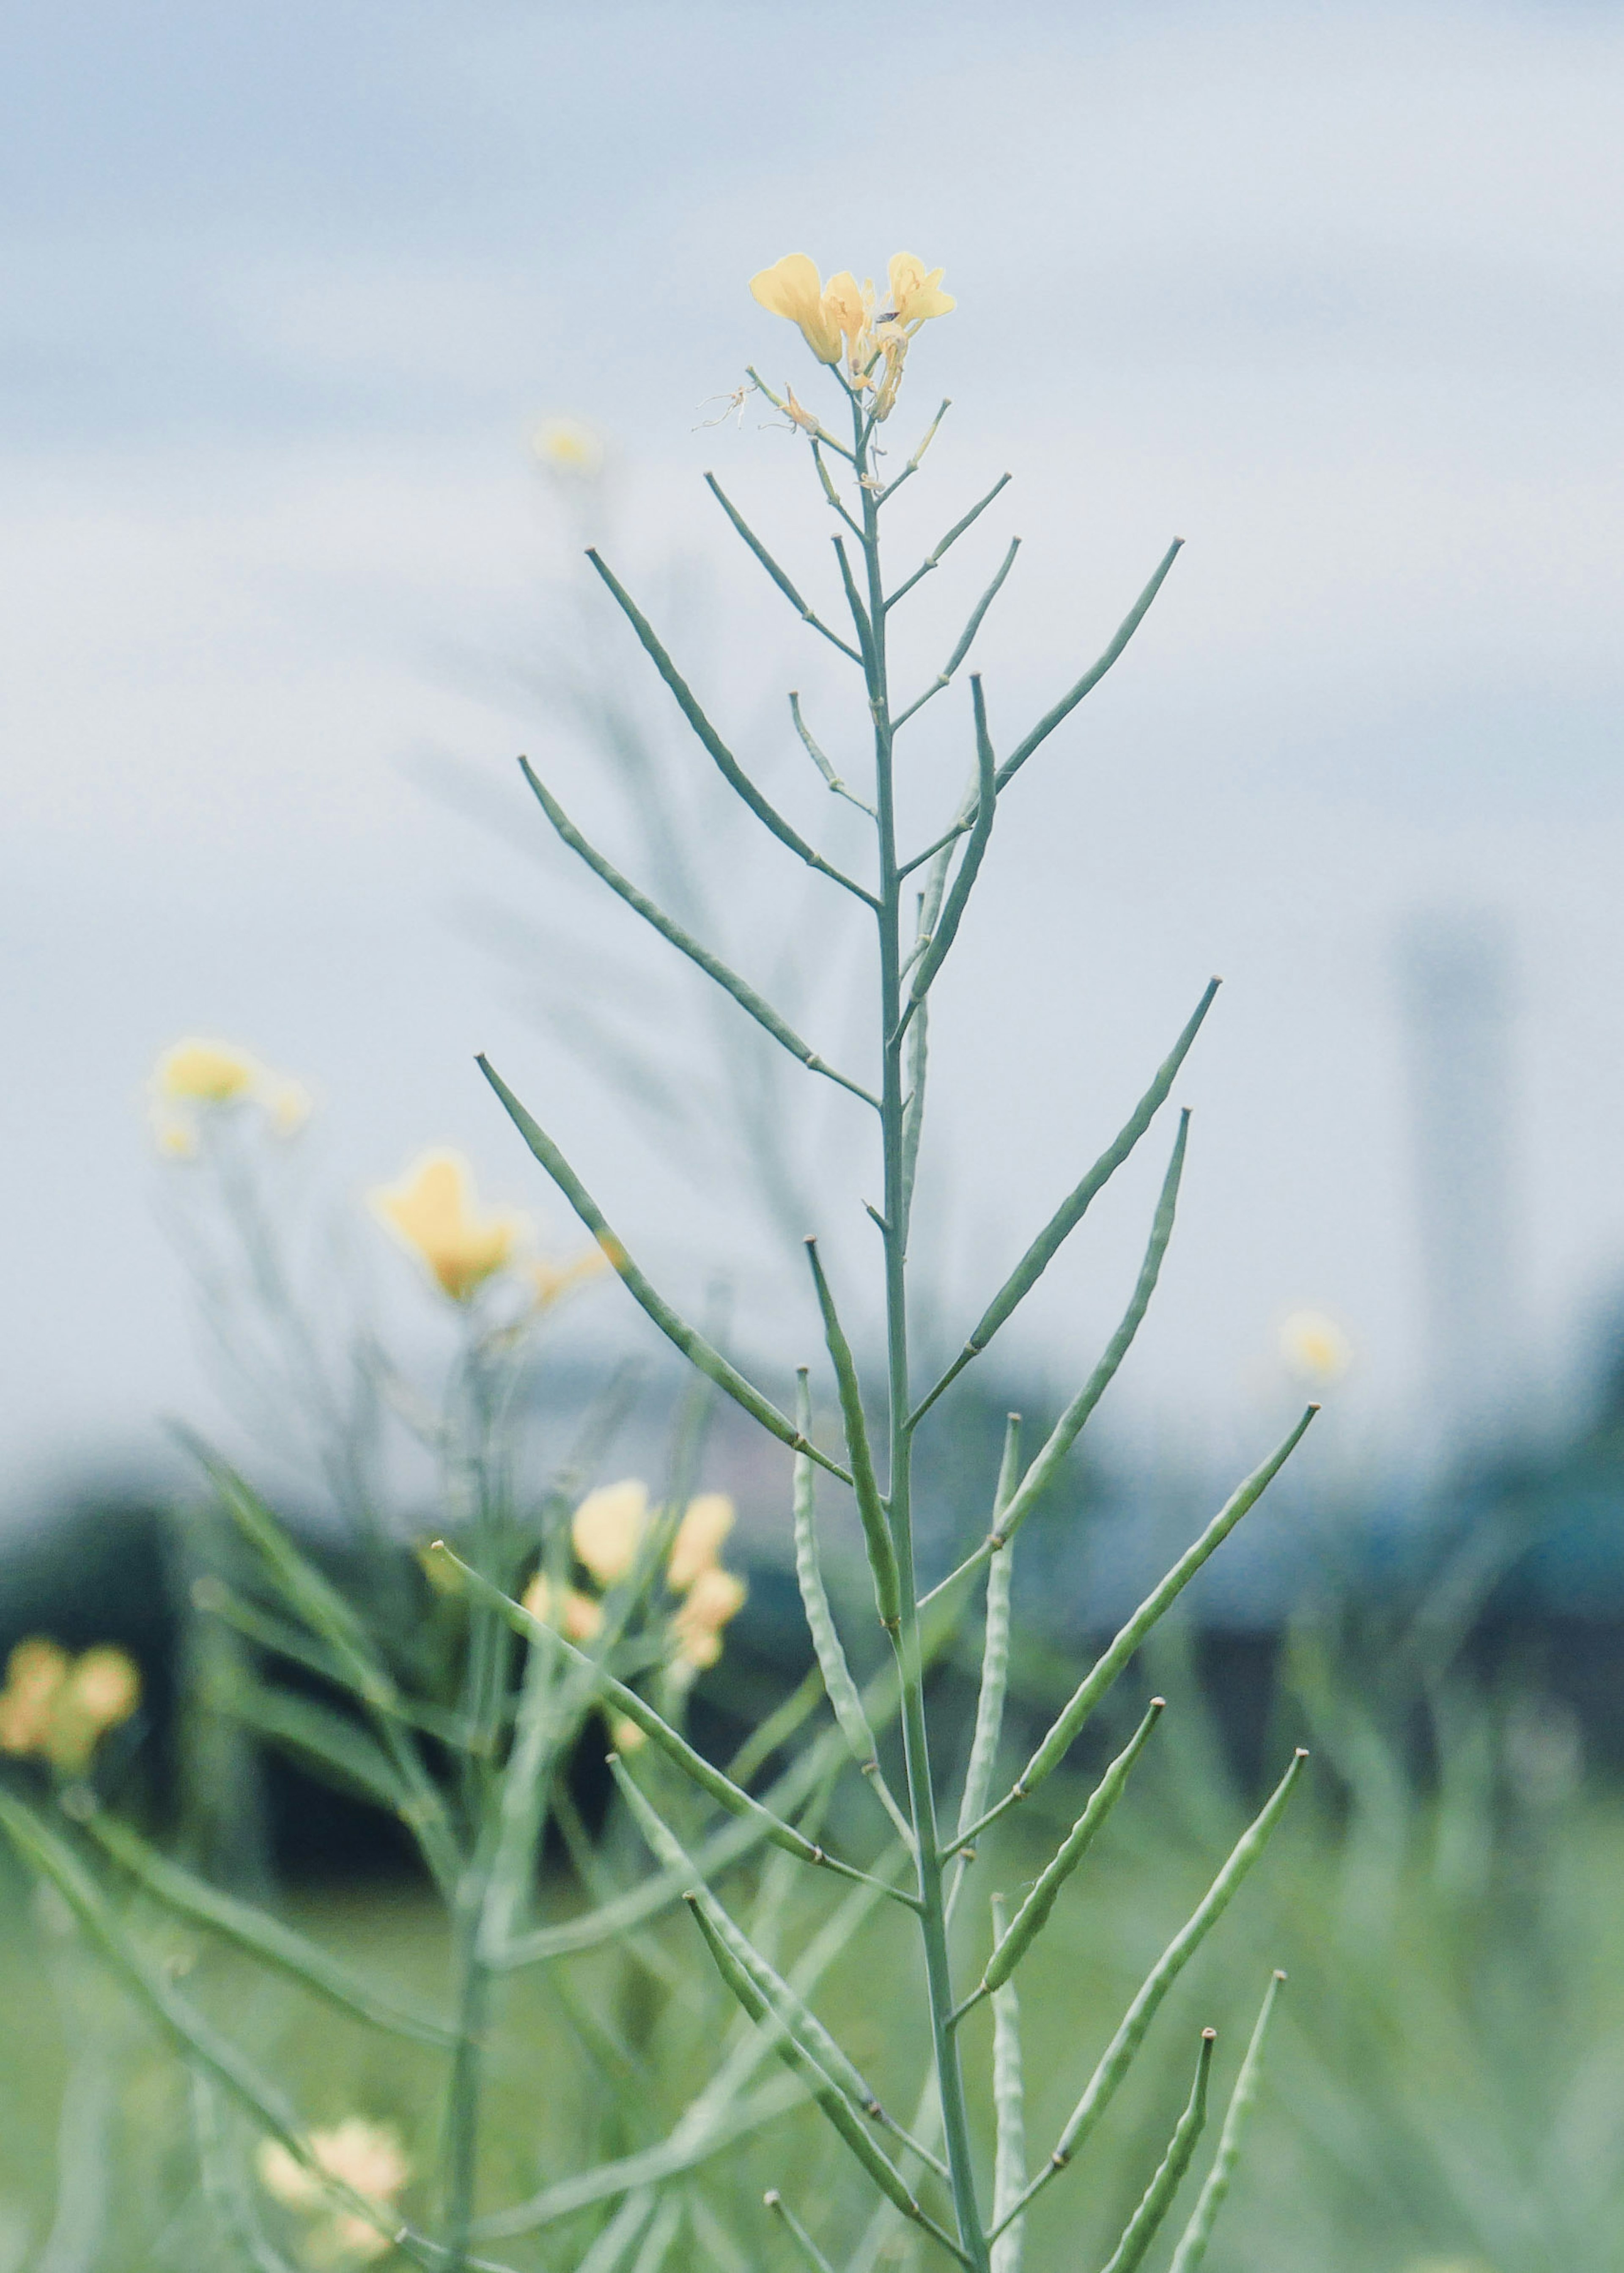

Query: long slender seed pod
[84,1814,455,2049]
[922,1118,1191,1607]
[477,1057,852,1485]
[978,1700,1165,1998]
[894,679,998,1039]
[913,983,1221,1421]
[876,395,952,507]
[1167,1972,1287,2273]
[585,547,874,901]
[1016,1415,1315,1793]
[989,1893,1027,2273]
[993,1752,1306,2234]
[703,474,863,663]
[763,2192,838,2273]
[996,537,1184,790]
[518,759,878,1110]
[804,1241,903,1630]
[1094,2031,1216,2273]
[790,692,875,816]
[432,1548,907,1901]
[576,2194,659,2273]
[892,539,1021,730]
[791,1371,905,1836]
[899,987,929,1240]
[810,440,865,534]
[684,1899,970,2266]
[612,1760,932,2165]
[956,1418,1023,1844]
[885,473,1013,610]
[832,534,878,668]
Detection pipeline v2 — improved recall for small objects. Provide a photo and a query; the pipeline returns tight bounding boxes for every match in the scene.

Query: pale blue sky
[5,0,1623,1508]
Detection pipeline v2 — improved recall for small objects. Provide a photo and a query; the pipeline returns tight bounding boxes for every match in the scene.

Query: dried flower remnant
[148,1036,310,1154]
[369,1150,523,1304]
[257,2118,410,2265]
[0,1638,141,1774]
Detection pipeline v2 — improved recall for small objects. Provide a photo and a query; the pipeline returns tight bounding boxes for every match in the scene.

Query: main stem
[857,403,990,2273]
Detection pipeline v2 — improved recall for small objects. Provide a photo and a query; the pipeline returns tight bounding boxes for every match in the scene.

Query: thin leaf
[994,1753,1305,2233]
[432,1548,908,1902]
[996,538,1184,790]
[922,1117,1192,1608]
[478,1056,851,1485]
[885,473,1012,610]
[85,1812,455,2048]
[586,547,875,904]
[976,1699,1164,1997]
[704,474,862,663]
[518,759,878,1111]
[892,539,1021,731]
[804,1242,902,1630]
[893,679,997,1042]
[1095,2029,1215,2273]
[1167,1971,1286,2273]
[1015,1414,1315,1795]
[913,982,1221,1423]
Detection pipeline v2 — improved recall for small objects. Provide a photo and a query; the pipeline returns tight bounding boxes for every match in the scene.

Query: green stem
[857,398,990,2273]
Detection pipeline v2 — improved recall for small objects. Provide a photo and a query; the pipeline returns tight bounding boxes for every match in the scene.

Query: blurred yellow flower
[673,1566,747,1671]
[529,1247,609,1314]
[1279,1308,1353,1386]
[258,2117,410,2264]
[607,1712,647,1754]
[370,1151,522,1304]
[522,1573,604,1644]
[667,1492,735,1592]
[148,1037,309,1153]
[0,1637,141,1774]
[572,1480,649,1587]
[533,417,604,478]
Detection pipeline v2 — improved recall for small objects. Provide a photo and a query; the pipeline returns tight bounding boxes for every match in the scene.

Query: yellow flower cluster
[0,1638,141,1776]
[258,2118,410,2265]
[523,1479,747,1676]
[749,250,955,418]
[370,1148,605,1311]
[148,1038,310,1156]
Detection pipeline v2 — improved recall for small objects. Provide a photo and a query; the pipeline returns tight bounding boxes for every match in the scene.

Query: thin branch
[809,441,865,536]
[996,537,1184,790]
[831,535,877,669]
[704,474,863,664]
[891,539,1021,732]
[790,692,876,818]
[586,549,877,906]
[805,1240,903,1632]
[877,398,951,506]
[477,1056,852,1482]
[886,474,1012,612]
[911,981,1221,1425]
[892,679,998,1046]
[518,758,878,1111]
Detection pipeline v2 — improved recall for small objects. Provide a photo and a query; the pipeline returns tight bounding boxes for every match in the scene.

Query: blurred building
[1399,912,1523,1461]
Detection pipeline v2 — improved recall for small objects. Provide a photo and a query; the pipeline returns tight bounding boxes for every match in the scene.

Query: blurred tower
[1399,912,1521,1458]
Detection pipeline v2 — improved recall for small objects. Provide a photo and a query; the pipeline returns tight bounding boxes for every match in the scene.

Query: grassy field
[3,1684,1620,2273]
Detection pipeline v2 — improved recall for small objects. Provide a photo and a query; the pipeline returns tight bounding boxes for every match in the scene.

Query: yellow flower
[148,1038,309,1153]
[0,1638,141,1774]
[571,1480,650,1587]
[522,1573,604,1645]
[369,1151,522,1304]
[667,1492,735,1592]
[749,253,847,364]
[673,1566,747,1671]
[885,252,956,329]
[258,2118,410,2265]
[533,417,604,478]
[1279,1308,1353,1386]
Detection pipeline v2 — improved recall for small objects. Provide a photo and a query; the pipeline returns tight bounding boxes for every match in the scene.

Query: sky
[4,0,1623,1519]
